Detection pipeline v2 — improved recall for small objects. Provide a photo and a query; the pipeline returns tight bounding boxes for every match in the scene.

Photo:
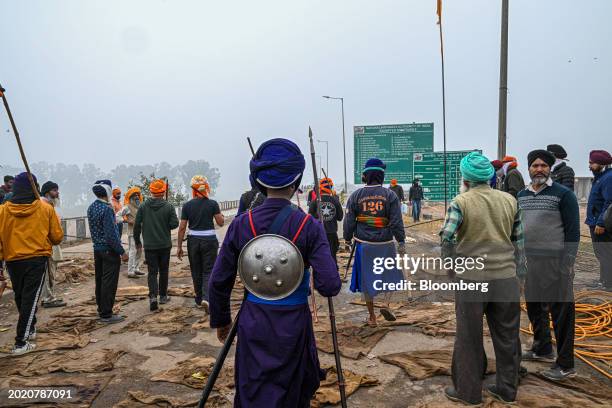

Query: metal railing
[60,199,240,243]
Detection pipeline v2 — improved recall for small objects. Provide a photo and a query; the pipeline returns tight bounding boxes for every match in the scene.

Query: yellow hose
[520,290,612,379]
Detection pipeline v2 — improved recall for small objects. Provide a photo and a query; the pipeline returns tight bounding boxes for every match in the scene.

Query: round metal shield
[238,234,304,301]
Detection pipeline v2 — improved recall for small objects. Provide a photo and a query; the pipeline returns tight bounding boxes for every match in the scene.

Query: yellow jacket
[0,200,64,262]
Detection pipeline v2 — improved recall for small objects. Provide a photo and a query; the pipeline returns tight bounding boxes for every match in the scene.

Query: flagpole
[437,1,448,210]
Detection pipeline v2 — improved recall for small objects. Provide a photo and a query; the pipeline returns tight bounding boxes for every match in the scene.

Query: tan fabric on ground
[312,366,378,408]
[315,322,391,359]
[38,316,104,335]
[52,303,120,318]
[114,391,230,408]
[112,307,194,336]
[55,258,95,284]
[151,356,234,391]
[6,374,112,407]
[191,315,209,330]
[0,348,126,377]
[0,333,91,353]
[379,349,495,380]
[415,375,611,407]
[115,286,196,298]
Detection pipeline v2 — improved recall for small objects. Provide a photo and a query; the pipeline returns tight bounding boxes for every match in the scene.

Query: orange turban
[502,155,518,170]
[124,187,143,205]
[390,179,398,186]
[191,175,210,198]
[150,179,167,197]
[320,177,334,195]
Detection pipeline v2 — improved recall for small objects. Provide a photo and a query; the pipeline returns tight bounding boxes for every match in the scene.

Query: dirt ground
[0,205,610,407]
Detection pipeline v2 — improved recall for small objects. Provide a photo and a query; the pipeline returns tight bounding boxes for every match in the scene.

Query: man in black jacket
[308,177,344,266]
[408,179,424,221]
[547,144,575,191]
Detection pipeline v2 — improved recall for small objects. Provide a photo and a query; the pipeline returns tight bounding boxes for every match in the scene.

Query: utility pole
[497,0,509,159]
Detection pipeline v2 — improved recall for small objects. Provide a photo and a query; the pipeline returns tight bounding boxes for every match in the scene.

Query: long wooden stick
[0,83,39,199]
[309,126,347,408]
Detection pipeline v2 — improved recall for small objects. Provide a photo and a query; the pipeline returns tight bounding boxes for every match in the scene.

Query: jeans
[145,248,171,299]
[411,199,422,221]
[187,237,218,303]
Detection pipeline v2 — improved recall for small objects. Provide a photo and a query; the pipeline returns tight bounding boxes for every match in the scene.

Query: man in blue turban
[344,158,406,326]
[209,138,341,407]
[439,151,526,405]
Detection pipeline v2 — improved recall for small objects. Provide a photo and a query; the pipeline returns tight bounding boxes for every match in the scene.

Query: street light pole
[497,0,509,159]
[323,96,348,194]
[317,140,329,175]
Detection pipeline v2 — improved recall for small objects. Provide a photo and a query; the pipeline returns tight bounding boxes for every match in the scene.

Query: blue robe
[209,198,341,407]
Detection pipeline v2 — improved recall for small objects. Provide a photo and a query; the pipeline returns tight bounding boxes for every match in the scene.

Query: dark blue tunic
[209,198,341,407]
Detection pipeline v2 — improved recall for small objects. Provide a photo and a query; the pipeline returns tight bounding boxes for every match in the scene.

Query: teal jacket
[133,198,179,250]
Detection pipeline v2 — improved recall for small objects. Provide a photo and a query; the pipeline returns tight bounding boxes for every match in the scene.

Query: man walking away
[309,177,344,266]
[490,160,503,189]
[0,172,63,354]
[440,152,525,405]
[586,150,612,290]
[134,179,179,311]
[120,187,145,278]
[0,175,14,204]
[344,158,406,326]
[501,155,525,198]
[40,181,67,308]
[177,175,224,310]
[209,138,341,407]
[111,187,123,237]
[237,186,266,215]
[88,179,127,324]
[408,179,424,221]
[389,179,405,201]
[519,149,580,381]
[547,144,575,191]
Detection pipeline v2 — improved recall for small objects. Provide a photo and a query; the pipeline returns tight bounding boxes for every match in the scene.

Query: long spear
[309,127,347,408]
[0,83,39,199]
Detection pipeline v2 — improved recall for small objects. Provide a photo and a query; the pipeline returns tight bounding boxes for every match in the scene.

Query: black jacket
[308,194,344,234]
[502,168,525,198]
[237,188,266,215]
[389,185,405,201]
[551,162,575,191]
[409,184,424,201]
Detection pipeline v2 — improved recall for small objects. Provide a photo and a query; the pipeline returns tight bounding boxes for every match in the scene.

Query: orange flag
[437,0,442,24]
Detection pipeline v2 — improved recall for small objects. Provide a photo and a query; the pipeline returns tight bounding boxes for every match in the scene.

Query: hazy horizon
[1,0,610,201]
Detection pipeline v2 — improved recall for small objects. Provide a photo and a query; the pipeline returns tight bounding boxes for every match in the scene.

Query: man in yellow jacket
[0,173,63,355]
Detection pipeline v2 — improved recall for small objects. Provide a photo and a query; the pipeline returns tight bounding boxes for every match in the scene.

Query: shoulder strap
[248,204,295,238]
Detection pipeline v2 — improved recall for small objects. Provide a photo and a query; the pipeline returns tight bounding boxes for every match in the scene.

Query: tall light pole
[497,0,509,159]
[317,139,329,175]
[323,96,347,194]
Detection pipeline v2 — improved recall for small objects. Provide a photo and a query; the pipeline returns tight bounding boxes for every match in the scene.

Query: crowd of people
[0,142,610,406]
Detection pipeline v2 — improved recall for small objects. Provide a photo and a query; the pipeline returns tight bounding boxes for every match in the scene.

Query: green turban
[460,151,494,183]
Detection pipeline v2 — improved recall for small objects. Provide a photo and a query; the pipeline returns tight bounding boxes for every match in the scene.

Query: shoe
[28,329,36,340]
[41,299,67,308]
[519,365,528,378]
[444,387,481,406]
[380,308,397,321]
[135,270,146,276]
[150,299,159,311]
[522,349,555,363]
[12,341,36,355]
[99,314,125,324]
[540,365,577,381]
[127,273,140,279]
[159,295,171,304]
[485,384,516,405]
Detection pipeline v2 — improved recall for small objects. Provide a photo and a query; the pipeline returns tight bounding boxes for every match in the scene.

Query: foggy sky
[1,0,610,200]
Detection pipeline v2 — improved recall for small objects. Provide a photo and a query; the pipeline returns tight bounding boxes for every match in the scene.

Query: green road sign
[354,123,434,184]
[412,150,482,202]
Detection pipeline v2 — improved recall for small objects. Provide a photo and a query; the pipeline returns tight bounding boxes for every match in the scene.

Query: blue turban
[249,138,305,191]
[13,172,38,192]
[460,152,494,183]
[362,158,386,185]
[92,179,112,198]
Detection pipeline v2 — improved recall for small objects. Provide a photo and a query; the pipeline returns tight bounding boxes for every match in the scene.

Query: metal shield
[238,234,304,300]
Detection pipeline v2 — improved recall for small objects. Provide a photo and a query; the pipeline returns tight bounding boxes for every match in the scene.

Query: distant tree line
[0,160,220,216]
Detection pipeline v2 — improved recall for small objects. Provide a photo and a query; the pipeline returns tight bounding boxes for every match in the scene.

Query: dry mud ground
[0,205,610,407]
